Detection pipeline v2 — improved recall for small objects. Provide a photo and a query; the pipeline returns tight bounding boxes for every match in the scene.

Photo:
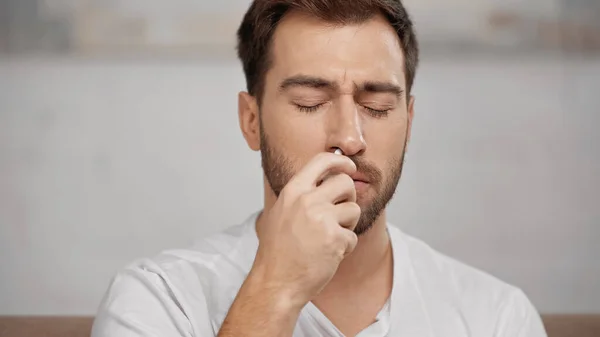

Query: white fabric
[92,211,548,337]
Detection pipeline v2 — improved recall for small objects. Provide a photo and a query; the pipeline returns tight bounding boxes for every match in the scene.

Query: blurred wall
[1,56,598,315]
[1,0,599,318]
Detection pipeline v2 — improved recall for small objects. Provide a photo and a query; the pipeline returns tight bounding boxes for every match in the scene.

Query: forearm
[217,269,304,337]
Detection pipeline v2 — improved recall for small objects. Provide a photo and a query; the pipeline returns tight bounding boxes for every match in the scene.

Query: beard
[259,121,407,235]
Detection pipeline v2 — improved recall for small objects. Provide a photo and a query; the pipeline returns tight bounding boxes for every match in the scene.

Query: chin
[354,220,375,236]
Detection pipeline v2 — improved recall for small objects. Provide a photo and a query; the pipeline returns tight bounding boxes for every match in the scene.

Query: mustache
[347,155,382,183]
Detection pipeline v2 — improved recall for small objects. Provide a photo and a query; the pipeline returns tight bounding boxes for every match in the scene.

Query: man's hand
[218,152,360,337]
[253,152,360,306]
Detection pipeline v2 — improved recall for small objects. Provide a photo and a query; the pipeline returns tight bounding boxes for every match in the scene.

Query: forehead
[267,10,406,89]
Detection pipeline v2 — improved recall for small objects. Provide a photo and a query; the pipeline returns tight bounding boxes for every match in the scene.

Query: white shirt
[92,212,548,337]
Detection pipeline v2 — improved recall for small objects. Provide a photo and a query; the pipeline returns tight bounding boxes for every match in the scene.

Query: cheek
[364,121,407,170]
[365,119,407,151]
[262,105,328,158]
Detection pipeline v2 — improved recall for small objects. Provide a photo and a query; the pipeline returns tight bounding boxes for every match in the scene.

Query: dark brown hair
[236,0,419,103]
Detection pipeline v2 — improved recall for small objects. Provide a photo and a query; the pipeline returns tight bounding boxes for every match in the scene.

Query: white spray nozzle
[334,148,343,155]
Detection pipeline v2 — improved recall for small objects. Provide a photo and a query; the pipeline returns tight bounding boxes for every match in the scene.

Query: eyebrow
[358,81,404,97]
[279,75,403,97]
[279,75,337,91]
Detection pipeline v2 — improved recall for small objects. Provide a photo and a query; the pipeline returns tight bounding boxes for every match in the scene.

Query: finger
[287,153,356,193]
[314,173,356,204]
[341,228,358,256]
[332,202,361,231]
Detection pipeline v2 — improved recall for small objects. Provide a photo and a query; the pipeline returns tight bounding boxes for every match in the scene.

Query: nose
[326,98,367,156]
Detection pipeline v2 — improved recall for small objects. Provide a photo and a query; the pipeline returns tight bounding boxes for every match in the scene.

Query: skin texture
[219,10,415,337]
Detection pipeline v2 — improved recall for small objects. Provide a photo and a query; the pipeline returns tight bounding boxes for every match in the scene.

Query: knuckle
[349,230,358,242]
[344,157,357,170]
[347,234,358,250]
[304,202,327,224]
[349,202,361,215]
[309,210,325,225]
[324,226,339,245]
[341,174,354,187]
[297,193,312,209]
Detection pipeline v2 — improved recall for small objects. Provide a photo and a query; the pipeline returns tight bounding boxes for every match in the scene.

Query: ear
[238,92,261,151]
[406,95,415,144]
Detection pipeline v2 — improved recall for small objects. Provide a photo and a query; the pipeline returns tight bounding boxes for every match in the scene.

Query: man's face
[255,11,413,235]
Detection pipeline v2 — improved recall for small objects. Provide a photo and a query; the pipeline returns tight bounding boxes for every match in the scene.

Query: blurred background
[0,0,599,316]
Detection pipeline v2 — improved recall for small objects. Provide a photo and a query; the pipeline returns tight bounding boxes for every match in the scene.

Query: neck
[257,179,392,294]
[330,215,391,287]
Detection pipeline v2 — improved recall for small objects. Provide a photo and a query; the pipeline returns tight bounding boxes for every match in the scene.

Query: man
[92,0,548,336]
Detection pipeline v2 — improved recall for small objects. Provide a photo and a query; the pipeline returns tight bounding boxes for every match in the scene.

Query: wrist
[245,264,307,315]
[219,265,304,337]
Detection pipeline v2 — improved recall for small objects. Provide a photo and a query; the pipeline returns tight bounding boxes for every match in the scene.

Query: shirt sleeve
[91,261,213,337]
[494,288,548,337]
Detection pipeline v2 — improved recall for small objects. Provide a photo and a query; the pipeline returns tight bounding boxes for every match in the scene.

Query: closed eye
[295,102,390,117]
[295,103,325,113]
[363,106,390,117]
